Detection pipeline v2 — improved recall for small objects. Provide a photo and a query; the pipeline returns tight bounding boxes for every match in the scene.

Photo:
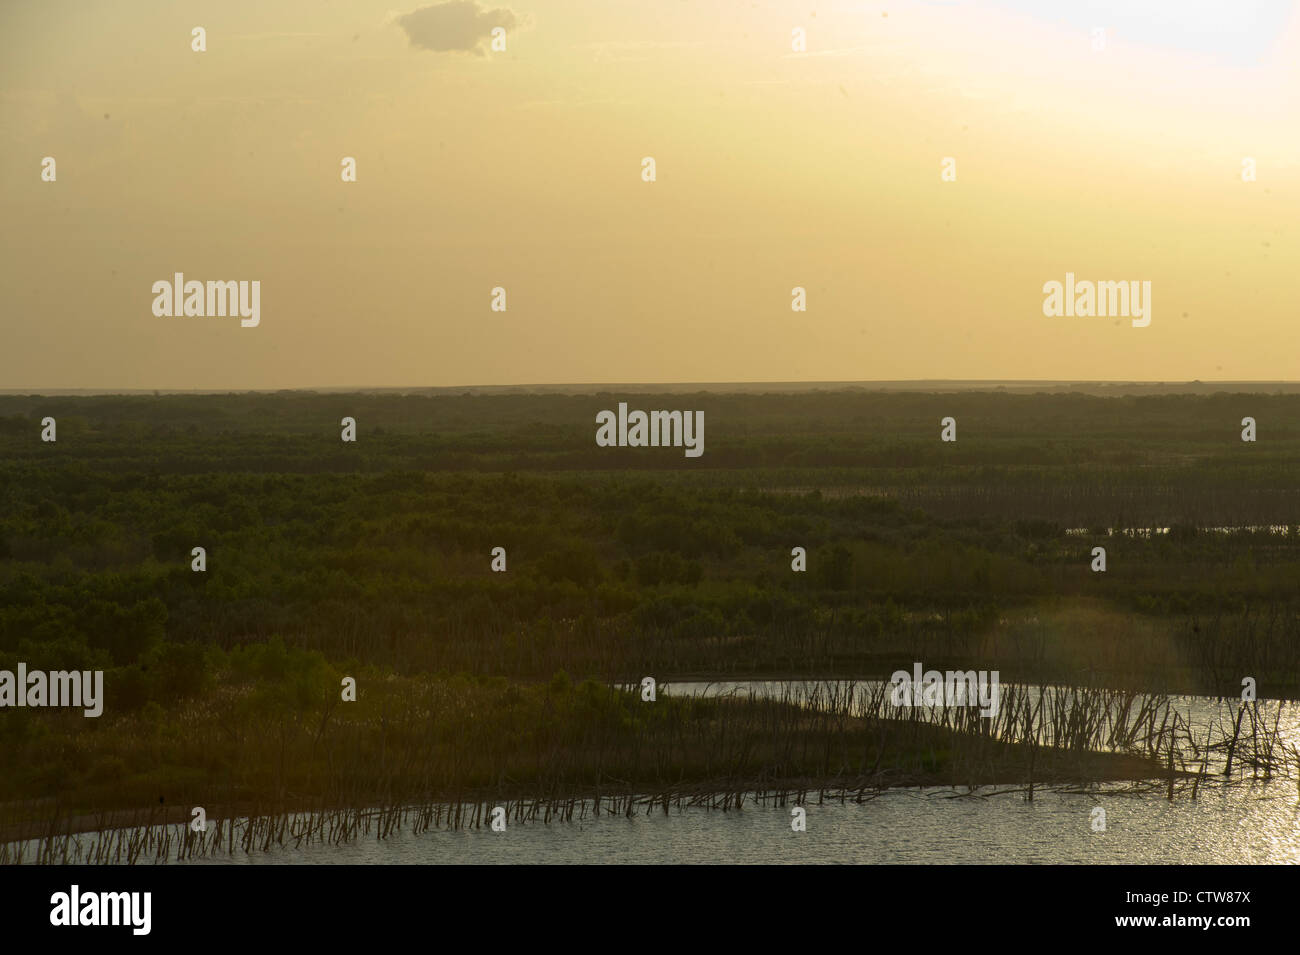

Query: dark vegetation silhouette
[1,389,1298,849]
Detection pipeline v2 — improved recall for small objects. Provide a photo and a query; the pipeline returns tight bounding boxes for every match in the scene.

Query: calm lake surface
[178,781,1298,865]
[179,680,1299,865]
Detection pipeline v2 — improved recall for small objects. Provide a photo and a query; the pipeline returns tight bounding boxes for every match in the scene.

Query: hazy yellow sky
[2,0,1299,389]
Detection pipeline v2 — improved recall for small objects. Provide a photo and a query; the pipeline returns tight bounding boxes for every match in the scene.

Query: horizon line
[5,378,1300,397]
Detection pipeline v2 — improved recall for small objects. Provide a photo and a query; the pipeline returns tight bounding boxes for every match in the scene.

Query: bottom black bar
[0,863,1282,942]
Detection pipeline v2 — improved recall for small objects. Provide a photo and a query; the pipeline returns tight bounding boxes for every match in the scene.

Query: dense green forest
[1,389,1297,829]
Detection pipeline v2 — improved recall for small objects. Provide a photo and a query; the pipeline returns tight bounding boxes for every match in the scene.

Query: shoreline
[657,672,1300,703]
[0,755,1193,848]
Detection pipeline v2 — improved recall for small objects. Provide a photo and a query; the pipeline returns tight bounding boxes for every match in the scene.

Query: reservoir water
[177,680,1300,865]
[9,680,1296,864]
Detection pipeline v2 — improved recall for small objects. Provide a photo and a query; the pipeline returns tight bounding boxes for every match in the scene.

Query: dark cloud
[397,1,518,56]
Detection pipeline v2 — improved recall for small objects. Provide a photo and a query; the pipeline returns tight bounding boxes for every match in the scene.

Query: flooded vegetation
[3,389,1300,862]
